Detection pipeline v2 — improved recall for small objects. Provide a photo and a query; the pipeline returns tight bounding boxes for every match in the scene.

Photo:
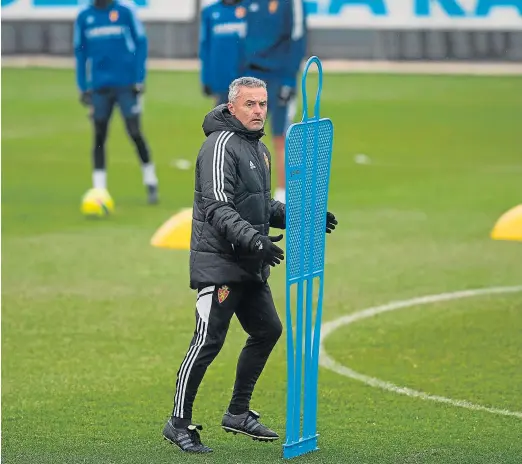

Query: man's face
[228,86,268,131]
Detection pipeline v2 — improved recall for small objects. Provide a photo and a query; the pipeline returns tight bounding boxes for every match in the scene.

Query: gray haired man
[162,77,337,454]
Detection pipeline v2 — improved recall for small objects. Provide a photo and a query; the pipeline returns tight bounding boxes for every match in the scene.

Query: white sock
[274,187,286,204]
[93,170,107,189]
[142,163,158,186]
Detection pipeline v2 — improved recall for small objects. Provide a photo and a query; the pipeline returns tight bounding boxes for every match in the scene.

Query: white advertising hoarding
[0,0,196,21]
[1,0,521,29]
[305,0,522,29]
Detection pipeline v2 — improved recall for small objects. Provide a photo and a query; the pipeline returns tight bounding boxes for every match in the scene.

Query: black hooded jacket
[189,104,286,289]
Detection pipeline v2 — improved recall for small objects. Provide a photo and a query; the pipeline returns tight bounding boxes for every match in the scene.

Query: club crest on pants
[218,285,230,304]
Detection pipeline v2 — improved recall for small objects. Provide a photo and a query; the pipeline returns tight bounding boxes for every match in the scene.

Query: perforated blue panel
[286,118,333,282]
[284,56,335,461]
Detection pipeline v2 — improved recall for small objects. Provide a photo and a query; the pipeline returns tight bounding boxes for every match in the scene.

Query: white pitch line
[319,286,522,419]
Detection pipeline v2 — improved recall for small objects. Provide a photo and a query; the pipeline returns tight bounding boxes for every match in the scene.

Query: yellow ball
[81,188,115,217]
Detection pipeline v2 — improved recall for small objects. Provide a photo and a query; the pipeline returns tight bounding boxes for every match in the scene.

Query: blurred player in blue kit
[74,0,159,204]
[200,0,307,203]
[242,0,307,203]
[199,0,247,107]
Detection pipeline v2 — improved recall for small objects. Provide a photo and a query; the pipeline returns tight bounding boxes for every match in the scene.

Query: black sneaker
[162,420,213,453]
[147,185,159,205]
[221,410,279,442]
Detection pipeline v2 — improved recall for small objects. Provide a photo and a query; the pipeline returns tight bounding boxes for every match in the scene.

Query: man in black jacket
[163,77,337,453]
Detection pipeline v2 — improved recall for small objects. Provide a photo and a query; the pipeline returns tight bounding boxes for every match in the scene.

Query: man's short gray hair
[228,77,267,103]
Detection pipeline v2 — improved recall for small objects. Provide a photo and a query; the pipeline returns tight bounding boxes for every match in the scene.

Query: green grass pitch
[2,68,522,463]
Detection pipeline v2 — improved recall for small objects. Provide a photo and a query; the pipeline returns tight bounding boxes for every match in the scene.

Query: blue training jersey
[199,1,247,95]
[74,0,147,92]
[241,0,307,88]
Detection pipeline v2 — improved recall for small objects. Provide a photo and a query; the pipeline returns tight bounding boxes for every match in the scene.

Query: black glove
[202,84,213,97]
[79,90,92,106]
[326,212,337,233]
[252,234,285,267]
[132,83,145,95]
[278,85,295,106]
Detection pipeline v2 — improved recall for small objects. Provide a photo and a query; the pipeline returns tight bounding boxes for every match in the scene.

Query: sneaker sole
[222,426,279,442]
[163,434,213,453]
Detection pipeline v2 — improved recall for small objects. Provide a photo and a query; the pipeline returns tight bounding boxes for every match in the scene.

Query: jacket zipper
[255,142,268,235]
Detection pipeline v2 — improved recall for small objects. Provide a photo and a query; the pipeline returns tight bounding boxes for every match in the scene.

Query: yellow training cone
[491,204,522,242]
[151,207,192,250]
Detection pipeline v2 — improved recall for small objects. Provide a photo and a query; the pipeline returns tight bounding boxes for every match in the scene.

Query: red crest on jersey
[109,10,119,22]
[235,6,246,18]
[269,1,279,14]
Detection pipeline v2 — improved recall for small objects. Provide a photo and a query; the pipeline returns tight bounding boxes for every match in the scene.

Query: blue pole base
[283,434,319,459]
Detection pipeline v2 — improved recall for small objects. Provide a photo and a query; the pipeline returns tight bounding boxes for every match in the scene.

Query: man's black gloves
[252,234,285,267]
[249,215,334,268]
[80,90,92,106]
[326,212,337,233]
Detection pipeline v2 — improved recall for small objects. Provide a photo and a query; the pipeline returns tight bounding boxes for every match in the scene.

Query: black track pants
[172,281,283,421]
